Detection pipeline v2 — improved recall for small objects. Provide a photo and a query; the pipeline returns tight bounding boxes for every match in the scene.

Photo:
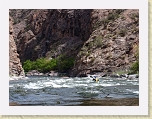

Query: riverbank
[24,69,139,80]
[78,98,139,106]
[10,98,139,106]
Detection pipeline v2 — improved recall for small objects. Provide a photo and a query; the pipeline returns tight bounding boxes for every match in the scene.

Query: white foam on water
[91,83,101,87]
[9,76,25,80]
[126,89,133,92]
[127,79,139,82]
[75,84,88,87]
[43,81,52,85]
[9,85,13,88]
[62,84,72,88]
[105,79,114,81]
[9,77,15,80]
[24,82,43,89]
[22,77,90,89]
[133,91,139,94]
[55,79,66,83]
[85,80,92,83]
[74,80,84,83]
[101,83,114,86]
[40,79,68,88]
[120,83,127,85]
[42,81,53,87]
[132,82,139,85]
[46,81,62,88]
[116,83,121,85]
[23,77,29,79]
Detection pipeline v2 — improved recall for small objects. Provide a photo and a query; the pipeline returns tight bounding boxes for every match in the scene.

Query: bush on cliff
[32,58,57,72]
[23,60,33,72]
[129,60,139,74]
[23,56,75,73]
[56,55,75,72]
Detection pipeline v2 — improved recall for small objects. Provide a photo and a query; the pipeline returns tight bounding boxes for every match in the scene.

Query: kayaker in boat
[90,75,99,82]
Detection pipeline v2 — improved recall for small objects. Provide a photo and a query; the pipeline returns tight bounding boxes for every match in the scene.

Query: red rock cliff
[9,17,25,77]
[9,9,139,76]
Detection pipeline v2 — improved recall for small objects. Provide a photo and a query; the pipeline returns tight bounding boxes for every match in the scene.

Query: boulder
[128,74,139,80]
[49,71,59,77]
[110,74,120,78]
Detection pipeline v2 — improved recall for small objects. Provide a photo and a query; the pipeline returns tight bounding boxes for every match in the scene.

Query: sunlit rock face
[72,9,139,76]
[9,16,24,77]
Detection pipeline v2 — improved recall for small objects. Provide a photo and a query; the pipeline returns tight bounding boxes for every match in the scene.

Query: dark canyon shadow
[10,9,93,64]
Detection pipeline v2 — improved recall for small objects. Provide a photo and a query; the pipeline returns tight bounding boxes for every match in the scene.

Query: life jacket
[93,77,99,82]
[95,78,99,82]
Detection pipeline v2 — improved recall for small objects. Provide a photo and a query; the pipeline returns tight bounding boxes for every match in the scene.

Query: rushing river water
[9,76,139,106]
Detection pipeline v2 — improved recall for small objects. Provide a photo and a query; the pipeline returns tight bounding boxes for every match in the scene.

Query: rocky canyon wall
[9,17,24,77]
[72,9,139,76]
[9,9,139,77]
[11,9,92,63]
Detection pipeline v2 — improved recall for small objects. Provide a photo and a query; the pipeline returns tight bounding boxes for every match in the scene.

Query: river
[9,76,139,106]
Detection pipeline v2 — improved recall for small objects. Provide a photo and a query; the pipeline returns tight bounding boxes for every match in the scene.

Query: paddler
[90,75,99,82]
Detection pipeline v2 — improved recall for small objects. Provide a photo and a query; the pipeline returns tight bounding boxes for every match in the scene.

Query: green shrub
[23,56,75,73]
[94,36,102,47]
[93,10,123,30]
[93,20,102,30]
[86,36,102,49]
[118,29,127,37]
[115,9,124,14]
[90,57,95,63]
[56,55,75,72]
[86,52,90,57]
[130,60,139,74]
[23,60,33,72]
[100,11,121,28]
[130,13,139,22]
[107,12,119,21]
[101,18,109,27]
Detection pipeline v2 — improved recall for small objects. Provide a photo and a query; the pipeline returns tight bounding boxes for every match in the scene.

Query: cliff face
[9,17,25,77]
[10,9,92,62]
[72,9,139,76]
[9,9,139,76]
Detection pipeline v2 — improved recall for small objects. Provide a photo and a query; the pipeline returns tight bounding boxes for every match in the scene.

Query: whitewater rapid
[9,76,139,106]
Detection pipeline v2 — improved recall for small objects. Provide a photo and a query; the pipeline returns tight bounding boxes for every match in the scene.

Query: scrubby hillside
[72,9,139,76]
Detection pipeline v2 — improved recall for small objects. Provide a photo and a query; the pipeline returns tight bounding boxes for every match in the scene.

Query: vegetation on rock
[129,60,139,74]
[23,55,75,73]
